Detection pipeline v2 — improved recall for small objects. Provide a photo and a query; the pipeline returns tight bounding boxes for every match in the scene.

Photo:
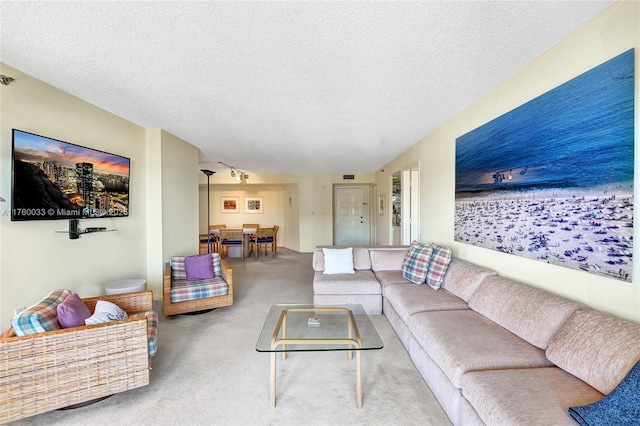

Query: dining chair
[252,226,277,259]
[208,225,227,253]
[199,234,211,254]
[219,228,245,261]
[243,224,259,256]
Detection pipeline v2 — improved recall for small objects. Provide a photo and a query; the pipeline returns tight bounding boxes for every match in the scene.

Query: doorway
[333,185,372,245]
[391,163,420,244]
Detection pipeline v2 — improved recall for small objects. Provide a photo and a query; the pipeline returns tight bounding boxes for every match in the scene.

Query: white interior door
[334,186,370,245]
[401,164,420,244]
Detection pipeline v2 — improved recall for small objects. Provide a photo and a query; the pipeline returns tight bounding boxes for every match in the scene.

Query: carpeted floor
[11,249,451,425]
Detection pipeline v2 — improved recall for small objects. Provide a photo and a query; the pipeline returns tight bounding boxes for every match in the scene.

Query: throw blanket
[568,360,640,426]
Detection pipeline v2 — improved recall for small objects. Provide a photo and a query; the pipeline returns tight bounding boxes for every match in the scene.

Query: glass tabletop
[255,304,384,352]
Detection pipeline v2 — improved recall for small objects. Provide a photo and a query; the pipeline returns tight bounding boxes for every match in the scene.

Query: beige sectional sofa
[312,246,640,425]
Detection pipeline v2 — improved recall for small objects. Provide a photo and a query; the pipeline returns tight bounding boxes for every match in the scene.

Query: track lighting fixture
[0,75,14,86]
[218,162,248,183]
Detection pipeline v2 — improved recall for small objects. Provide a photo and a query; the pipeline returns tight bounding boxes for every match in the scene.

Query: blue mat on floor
[568,360,640,425]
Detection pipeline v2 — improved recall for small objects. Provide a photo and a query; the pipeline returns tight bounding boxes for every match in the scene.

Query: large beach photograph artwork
[455,49,634,282]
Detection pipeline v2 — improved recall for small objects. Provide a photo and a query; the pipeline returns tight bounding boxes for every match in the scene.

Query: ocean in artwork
[454,49,634,282]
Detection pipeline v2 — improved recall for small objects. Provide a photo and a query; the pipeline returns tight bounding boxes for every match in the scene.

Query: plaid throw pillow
[402,243,434,285]
[401,240,422,270]
[11,289,72,336]
[426,246,452,290]
[212,253,221,277]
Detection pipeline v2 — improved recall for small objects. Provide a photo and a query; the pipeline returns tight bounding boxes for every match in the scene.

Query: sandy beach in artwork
[454,186,633,281]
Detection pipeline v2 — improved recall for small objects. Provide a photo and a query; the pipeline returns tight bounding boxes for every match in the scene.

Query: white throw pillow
[322,247,355,274]
[85,300,128,325]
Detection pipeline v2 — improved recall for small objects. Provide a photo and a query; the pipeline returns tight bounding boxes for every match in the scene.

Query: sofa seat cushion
[463,367,603,426]
[375,270,411,291]
[384,284,469,323]
[469,275,584,349]
[130,310,159,356]
[313,270,381,295]
[170,277,228,303]
[409,310,553,388]
[313,294,382,315]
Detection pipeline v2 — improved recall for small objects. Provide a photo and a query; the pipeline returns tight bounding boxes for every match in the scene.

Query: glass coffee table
[256,304,384,408]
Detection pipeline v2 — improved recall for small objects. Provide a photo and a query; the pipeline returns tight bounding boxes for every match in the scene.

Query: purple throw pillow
[57,293,91,328]
[184,254,214,280]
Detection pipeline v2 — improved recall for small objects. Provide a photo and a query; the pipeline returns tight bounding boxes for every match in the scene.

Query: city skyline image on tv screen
[11,129,130,221]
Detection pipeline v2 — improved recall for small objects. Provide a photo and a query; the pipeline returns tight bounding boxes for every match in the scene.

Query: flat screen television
[11,129,130,221]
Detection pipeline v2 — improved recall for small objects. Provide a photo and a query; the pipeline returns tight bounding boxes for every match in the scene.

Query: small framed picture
[220,197,239,213]
[378,195,385,215]
[245,197,264,214]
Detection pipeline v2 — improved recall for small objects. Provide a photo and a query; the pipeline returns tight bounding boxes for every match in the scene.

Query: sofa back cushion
[370,248,409,271]
[312,247,372,272]
[547,309,640,395]
[353,247,372,270]
[469,275,584,349]
[441,258,497,302]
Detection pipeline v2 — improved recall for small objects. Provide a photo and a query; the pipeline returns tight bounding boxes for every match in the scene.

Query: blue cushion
[221,239,242,244]
[568,360,640,425]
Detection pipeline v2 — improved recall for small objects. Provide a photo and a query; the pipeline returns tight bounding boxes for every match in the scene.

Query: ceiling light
[218,161,248,183]
[0,75,14,86]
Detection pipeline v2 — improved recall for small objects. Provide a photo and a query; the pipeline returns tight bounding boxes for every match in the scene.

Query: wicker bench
[0,291,155,423]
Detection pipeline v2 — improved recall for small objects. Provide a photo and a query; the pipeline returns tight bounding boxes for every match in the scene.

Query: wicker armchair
[0,290,154,423]
[163,253,233,316]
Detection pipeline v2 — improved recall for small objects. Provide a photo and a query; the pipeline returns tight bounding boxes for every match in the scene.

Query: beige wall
[376,1,640,323]
[158,130,200,275]
[0,65,200,330]
[0,64,148,330]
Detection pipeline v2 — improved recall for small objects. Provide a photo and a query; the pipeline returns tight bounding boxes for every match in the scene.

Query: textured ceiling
[0,1,615,174]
